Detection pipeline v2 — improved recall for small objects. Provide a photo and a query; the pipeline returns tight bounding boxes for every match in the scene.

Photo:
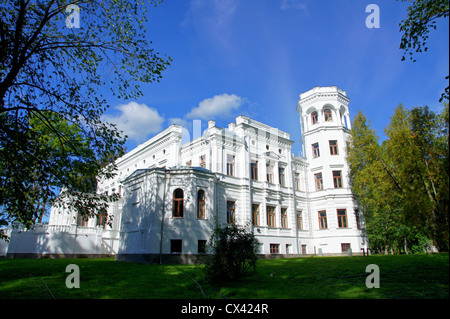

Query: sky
[102,0,449,156]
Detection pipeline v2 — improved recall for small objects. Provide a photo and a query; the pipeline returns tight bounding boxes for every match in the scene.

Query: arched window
[324,109,332,121]
[311,111,318,124]
[197,190,206,219]
[173,188,184,218]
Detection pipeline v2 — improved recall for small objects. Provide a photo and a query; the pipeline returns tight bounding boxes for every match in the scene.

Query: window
[266,165,274,183]
[281,208,288,228]
[294,173,300,191]
[329,140,338,155]
[77,214,88,227]
[97,213,108,228]
[171,240,182,253]
[267,206,276,227]
[251,162,258,181]
[341,243,351,253]
[227,155,235,176]
[286,244,291,254]
[314,173,323,190]
[312,143,320,158]
[270,244,280,254]
[297,211,303,230]
[197,190,206,219]
[311,111,318,124]
[279,167,285,186]
[252,204,260,226]
[318,211,328,229]
[227,201,235,224]
[333,171,343,188]
[337,209,348,228]
[198,240,207,254]
[324,109,333,121]
[173,188,184,218]
[200,155,206,168]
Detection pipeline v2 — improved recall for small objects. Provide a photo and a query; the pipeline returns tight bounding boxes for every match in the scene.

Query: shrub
[203,223,259,281]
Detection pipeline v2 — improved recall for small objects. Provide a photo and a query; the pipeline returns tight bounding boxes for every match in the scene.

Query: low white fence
[0,224,119,258]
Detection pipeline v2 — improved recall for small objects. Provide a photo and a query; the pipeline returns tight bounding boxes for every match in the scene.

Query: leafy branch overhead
[0,0,171,234]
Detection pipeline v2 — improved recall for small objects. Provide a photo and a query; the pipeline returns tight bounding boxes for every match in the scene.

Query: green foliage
[0,0,171,236]
[398,0,449,101]
[202,223,260,281]
[347,104,449,253]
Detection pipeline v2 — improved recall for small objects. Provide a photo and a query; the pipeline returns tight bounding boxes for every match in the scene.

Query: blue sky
[103,0,449,156]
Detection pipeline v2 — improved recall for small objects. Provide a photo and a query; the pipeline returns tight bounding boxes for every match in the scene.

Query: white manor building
[2,86,368,262]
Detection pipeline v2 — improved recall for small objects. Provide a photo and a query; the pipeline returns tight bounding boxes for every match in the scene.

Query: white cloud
[280,0,307,11]
[103,102,164,143]
[186,93,244,120]
[183,0,238,51]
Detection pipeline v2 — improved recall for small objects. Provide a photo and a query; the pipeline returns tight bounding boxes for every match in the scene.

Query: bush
[203,223,259,281]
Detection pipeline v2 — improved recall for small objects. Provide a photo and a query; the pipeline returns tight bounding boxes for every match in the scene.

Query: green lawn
[0,253,448,299]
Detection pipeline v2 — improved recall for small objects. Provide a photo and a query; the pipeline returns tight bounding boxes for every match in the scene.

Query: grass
[0,253,448,299]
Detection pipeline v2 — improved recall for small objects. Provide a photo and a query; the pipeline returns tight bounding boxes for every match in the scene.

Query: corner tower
[296,86,364,255]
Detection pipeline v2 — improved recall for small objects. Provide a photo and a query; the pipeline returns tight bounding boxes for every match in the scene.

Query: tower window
[337,209,348,228]
[329,140,338,155]
[314,173,323,191]
[324,109,333,121]
[333,170,343,188]
[200,155,206,168]
[312,143,320,158]
[311,111,318,125]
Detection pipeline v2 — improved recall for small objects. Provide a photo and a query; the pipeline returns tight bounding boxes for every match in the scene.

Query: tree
[347,106,449,253]
[202,223,260,281]
[398,0,449,102]
[0,0,171,238]
[383,104,449,251]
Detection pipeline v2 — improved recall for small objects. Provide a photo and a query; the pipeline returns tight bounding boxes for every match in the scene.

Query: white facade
[31,86,367,262]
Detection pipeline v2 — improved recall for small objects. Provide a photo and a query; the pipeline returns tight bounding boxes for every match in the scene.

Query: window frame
[318,210,328,229]
[251,161,258,181]
[172,188,184,218]
[279,167,286,186]
[297,210,303,230]
[270,244,280,254]
[197,189,206,219]
[281,207,288,228]
[267,206,276,228]
[227,200,236,224]
[337,209,348,228]
[312,143,320,158]
[324,108,333,121]
[329,140,339,155]
[226,154,235,176]
[252,204,260,226]
[314,172,323,191]
[333,170,343,189]
[311,111,318,125]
